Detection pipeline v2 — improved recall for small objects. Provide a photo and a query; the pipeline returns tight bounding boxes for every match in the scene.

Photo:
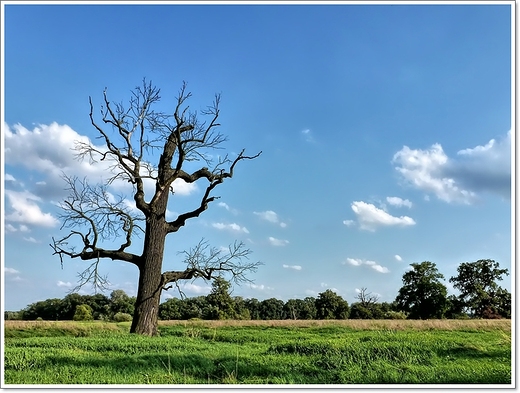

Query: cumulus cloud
[394,254,403,262]
[343,258,390,273]
[4,190,59,227]
[57,281,72,288]
[269,237,289,246]
[350,201,415,231]
[212,222,250,234]
[3,122,197,201]
[392,131,510,203]
[218,202,238,214]
[282,264,302,271]
[254,210,287,228]
[5,267,20,274]
[386,196,412,208]
[5,173,16,182]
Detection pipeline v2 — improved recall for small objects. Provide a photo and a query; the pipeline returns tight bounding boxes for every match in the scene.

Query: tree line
[5,259,510,322]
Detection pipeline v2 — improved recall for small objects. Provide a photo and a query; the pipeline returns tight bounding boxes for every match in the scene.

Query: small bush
[113,312,133,322]
[73,305,94,321]
[383,311,407,320]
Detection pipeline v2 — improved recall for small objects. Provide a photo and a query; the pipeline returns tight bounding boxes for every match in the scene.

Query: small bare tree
[355,288,380,307]
[50,80,262,335]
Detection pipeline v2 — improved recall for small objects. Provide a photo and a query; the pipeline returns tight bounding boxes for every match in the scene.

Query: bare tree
[355,288,380,307]
[50,80,262,335]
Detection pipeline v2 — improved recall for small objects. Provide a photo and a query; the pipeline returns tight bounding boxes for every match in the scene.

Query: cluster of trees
[5,290,136,322]
[6,259,510,322]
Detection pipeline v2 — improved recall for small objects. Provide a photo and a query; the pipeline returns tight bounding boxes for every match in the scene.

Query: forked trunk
[130,193,168,336]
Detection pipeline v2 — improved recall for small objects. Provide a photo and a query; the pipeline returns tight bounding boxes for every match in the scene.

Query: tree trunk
[130,192,168,336]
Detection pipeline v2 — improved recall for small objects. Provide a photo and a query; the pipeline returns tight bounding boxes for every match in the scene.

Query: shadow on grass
[39,352,314,384]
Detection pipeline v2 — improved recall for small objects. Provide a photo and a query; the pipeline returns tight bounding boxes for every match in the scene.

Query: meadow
[3,319,512,385]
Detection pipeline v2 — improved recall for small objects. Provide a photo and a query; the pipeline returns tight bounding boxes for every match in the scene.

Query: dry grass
[158,318,511,332]
[4,320,124,331]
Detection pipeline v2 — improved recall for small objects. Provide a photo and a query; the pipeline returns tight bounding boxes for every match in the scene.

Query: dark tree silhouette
[50,80,261,335]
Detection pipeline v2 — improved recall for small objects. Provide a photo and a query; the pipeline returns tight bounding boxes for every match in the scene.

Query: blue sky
[2,2,513,311]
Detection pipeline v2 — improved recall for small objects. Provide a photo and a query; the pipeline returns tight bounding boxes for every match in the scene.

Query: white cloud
[5,267,20,274]
[394,254,403,262]
[343,219,355,227]
[3,122,198,202]
[386,196,412,208]
[344,258,390,273]
[301,128,315,143]
[5,173,16,182]
[212,222,250,234]
[282,264,302,271]
[305,289,318,296]
[345,258,363,266]
[23,237,40,243]
[181,282,211,295]
[4,190,59,227]
[5,224,18,233]
[254,210,286,227]
[350,201,415,231]
[392,132,510,203]
[57,281,72,288]
[249,283,274,291]
[269,237,289,246]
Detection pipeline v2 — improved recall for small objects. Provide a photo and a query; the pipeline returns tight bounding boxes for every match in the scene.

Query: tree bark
[130,191,168,336]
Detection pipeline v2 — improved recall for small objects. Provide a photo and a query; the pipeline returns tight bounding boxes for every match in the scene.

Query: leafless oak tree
[355,287,380,307]
[50,80,262,335]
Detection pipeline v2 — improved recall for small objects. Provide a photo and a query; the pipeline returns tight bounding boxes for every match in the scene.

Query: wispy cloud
[282,264,302,271]
[301,128,315,143]
[349,201,415,231]
[23,237,40,243]
[5,267,20,274]
[343,258,390,273]
[394,254,403,262]
[386,196,412,208]
[57,281,72,288]
[218,202,238,214]
[212,222,250,234]
[269,237,289,246]
[254,210,287,228]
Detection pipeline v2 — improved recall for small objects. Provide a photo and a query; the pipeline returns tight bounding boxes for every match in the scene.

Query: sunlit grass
[4,319,511,385]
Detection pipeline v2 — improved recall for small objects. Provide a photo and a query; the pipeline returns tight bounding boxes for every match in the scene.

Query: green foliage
[4,321,511,384]
[315,290,349,319]
[73,304,94,321]
[113,312,133,322]
[109,290,135,317]
[259,298,285,320]
[396,262,448,319]
[449,259,510,318]
[205,277,237,320]
[383,311,407,320]
[283,298,317,320]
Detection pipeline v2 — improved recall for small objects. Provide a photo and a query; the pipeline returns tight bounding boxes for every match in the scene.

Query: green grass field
[3,319,512,385]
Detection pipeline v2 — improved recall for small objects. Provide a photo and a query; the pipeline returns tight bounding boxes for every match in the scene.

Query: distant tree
[50,80,261,335]
[22,298,64,320]
[315,290,350,320]
[109,290,135,317]
[4,311,22,320]
[205,277,236,319]
[233,296,251,320]
[283,298,317,320]
[61,293,86,320]
[444,295,468,319]
[259,298,285,320]
[182,296,209,319]
[159,297,184,320]
[113,312,133,322]
[449,259,510,318]
[350,288,383,319]
[244,298,262,320]
[73,304,94,321]
[395,262,448,319]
